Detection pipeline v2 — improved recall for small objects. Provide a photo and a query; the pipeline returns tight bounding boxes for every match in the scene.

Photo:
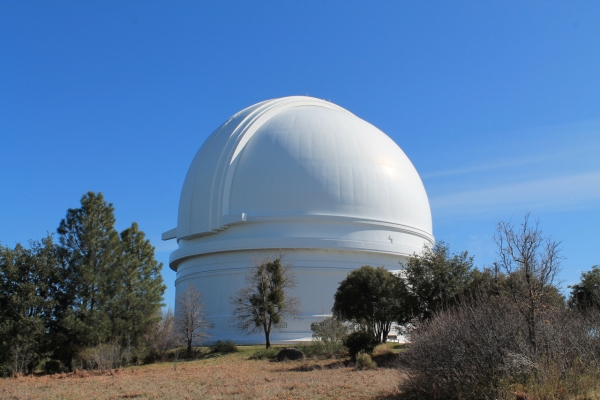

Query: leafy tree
[568,265,600,311]
[111,222,165,355]
[0,235,62,376]
[310,317,349,355]
[175,285,210,355]
[231,256,300,348]
[332,266,410,343]
[311,317,348,343]
[404,241,474,321]
[494,213,562,356]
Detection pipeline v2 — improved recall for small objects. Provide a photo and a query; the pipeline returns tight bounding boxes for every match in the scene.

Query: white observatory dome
[164,96,433,344]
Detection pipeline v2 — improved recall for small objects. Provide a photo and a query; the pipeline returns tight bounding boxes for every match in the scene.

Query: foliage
[0,192,165,374]
[310,316,349,354]
[248,347,280,360]
[296,341,347,358]
[344,330,377,360]
[355,352,377,370]
[56,191,121,353]
[53,192,165,368]
[210,340,238,354]
[569,265,600,311]
[0,235,62,376]
[398,215,590,399]
[332,266,410,343]
[371,343,394,357]
[175,285,210,355]
[400,295,600,400]
[403,241,474,321]
[231,256,300,348]
[111,223,165,355]
[144,308,182,362]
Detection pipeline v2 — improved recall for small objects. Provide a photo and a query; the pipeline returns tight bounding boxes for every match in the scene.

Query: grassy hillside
[0,345,404,399]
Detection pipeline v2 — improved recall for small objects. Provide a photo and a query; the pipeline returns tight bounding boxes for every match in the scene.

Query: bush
[144,308,182,362]
[249,347,279,360]
[344,330,377,360]
[73,343,122,372]
[400,295,600,399]
[210,340,238,354]
[372,344,394,357]
[296,341,347,358]
[355,352,377,370]
[43,359,67,374]
[310,317,349,357]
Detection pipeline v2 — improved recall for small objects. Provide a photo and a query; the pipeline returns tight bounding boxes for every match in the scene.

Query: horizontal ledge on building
[175,265,365,282]
[169,239,423,271]
[176,213,433,242]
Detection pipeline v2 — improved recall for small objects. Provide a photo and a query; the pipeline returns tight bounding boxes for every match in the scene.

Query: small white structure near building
[163,96,433,344]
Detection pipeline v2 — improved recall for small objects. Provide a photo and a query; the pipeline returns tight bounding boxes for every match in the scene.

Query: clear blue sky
[1,1,599,307]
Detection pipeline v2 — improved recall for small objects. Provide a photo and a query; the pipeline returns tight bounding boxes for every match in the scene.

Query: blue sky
[1,1,599,307]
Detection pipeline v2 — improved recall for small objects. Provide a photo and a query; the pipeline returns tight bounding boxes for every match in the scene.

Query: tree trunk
[265,325,271,348]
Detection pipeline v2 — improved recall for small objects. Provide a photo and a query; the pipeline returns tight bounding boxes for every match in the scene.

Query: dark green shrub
[249,347,279,360]
[296,341,347,358]
[43,359,67,374]
[344,330,377,360]
[210,340,238,354]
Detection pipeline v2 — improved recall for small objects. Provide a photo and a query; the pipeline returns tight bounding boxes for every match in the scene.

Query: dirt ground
[0,350,404,400]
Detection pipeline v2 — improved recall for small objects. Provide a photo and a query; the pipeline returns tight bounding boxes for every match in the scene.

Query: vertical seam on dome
[187,121,230,236]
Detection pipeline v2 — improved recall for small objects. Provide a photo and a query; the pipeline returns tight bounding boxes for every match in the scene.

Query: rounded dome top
[174,96,432,241]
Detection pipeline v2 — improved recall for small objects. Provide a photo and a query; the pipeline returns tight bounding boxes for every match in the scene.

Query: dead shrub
[144,308,182,362]
[400,295,600,399]
[73,343,122,372]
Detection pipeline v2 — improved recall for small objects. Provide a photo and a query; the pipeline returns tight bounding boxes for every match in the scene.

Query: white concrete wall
[175,248,410,344]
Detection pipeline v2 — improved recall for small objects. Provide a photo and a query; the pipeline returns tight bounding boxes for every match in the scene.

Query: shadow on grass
[372,352,400,369]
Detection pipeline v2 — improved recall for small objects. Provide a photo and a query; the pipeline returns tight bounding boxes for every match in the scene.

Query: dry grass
[0,347,404,399]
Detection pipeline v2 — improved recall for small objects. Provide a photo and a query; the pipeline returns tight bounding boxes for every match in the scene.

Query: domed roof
[169,96,432,241]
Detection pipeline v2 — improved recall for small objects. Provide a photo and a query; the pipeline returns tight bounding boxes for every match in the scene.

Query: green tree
[568,265,600,311]
[332,266,410,343]
[111,222,165,357]
[231,256,299,348]
[0,235,62,376]
[310,317,349,355]
[404,241,474,321]
[310,317,348,344]
[57,192,120,353]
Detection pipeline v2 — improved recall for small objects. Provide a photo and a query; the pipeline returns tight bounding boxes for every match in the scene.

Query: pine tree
[0,235,62,376]
[57,192,120,351]
[111,222,165,355]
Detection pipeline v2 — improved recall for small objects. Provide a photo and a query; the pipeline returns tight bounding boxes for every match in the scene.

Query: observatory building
[163,96,433,343]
